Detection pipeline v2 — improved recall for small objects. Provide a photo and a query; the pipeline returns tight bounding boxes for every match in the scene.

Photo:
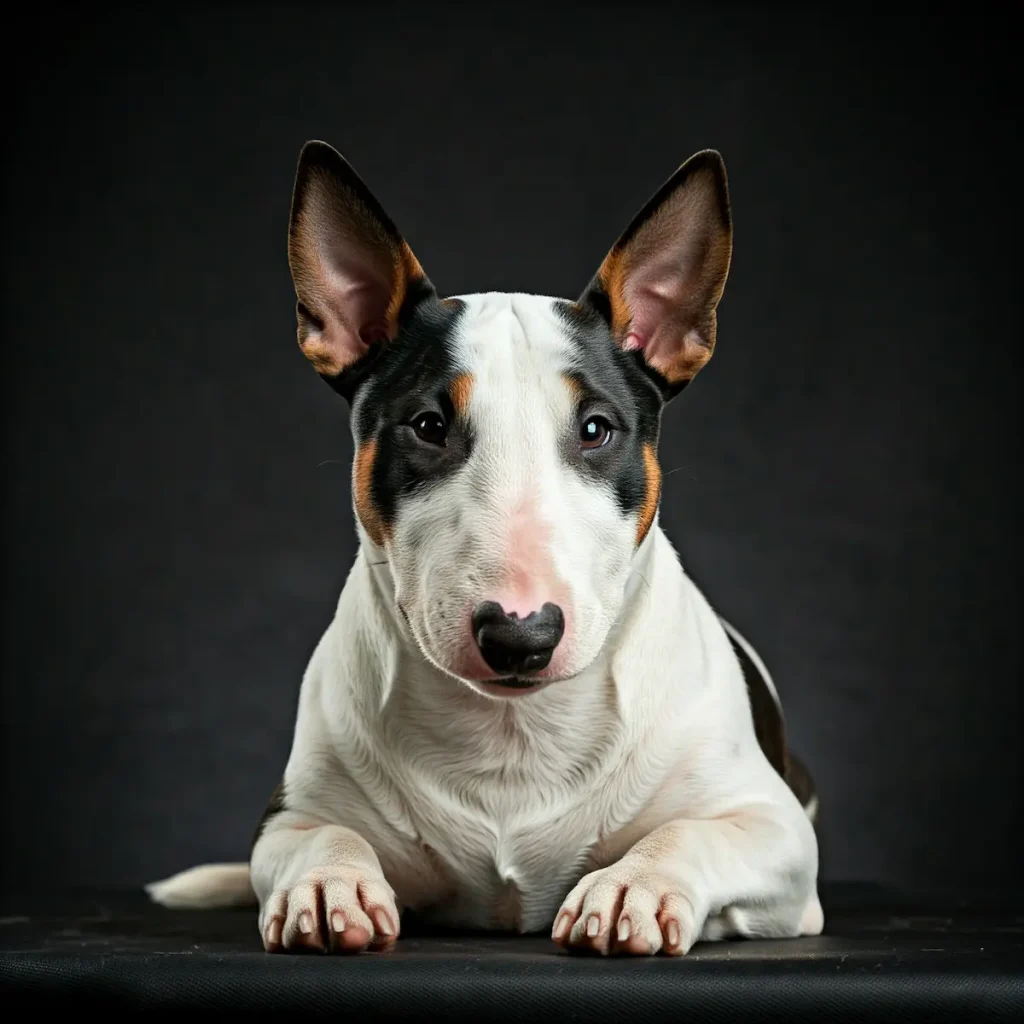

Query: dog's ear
[287,140,433,395]
[579,150,733,395]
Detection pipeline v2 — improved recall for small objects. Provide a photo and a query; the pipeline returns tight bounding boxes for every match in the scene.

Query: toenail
[586,915,600,937]
[373,909,394,936]
[666,918,681,947]
[331,911,345,932]
[267,919,282,945]
[617,916,632,942]
[552,912,571,940]
[299,912,313,935]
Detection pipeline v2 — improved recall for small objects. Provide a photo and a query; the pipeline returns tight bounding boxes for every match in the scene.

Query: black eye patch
[555,300,664,524]
[353,297,473,536]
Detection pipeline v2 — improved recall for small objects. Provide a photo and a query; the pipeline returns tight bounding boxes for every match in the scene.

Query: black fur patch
[251,780,286,855]
[726,632,818,816]
[554,299,664,520]
[729,634,788,779]
[351,296,471,534]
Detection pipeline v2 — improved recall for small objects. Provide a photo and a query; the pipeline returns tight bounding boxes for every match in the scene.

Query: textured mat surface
[2,884,1022,1019]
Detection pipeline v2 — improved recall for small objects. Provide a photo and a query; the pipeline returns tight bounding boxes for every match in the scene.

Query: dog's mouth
[493,677,542,690]
[471,675,552,699]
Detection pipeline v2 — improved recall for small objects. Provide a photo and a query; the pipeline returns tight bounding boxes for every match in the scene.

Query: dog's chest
[358,670,674,933]
[405,778,613,933]
[374,711,658,934]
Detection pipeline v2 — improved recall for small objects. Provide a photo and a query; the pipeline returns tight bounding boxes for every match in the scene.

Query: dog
[146,140,823,956]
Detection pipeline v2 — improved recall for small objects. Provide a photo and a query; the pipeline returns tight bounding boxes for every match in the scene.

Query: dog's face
[287,142,732,698]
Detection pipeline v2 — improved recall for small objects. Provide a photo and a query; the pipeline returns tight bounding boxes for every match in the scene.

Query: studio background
[2,4,1019,903]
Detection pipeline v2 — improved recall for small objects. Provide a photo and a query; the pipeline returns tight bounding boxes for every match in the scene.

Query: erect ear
[579,150,733,394]
[287,140,433,394]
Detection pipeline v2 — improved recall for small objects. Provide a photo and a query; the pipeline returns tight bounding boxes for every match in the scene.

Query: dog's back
[722,619,818,822]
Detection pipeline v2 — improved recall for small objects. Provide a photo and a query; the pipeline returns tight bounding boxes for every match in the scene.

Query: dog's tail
[145,862,256,909]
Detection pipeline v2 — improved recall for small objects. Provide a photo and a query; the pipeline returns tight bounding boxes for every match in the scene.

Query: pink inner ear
[621,279,681,362]
[618,264,712,381]
[607,161,731,383]
[309,247,398,368]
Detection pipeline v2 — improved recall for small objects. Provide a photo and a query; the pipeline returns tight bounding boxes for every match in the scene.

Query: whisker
[316,459,347,469]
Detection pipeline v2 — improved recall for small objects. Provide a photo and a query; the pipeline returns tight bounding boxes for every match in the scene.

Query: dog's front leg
[552,803,821,956]
[250,819,400,954]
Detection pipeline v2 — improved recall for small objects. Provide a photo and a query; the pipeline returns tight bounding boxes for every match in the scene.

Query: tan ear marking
[596,246,631,339]
[299,333,347,377]
[384,240,426,338]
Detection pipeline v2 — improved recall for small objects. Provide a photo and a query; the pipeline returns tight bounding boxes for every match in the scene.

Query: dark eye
[412,411,448,446]
[580,415,613,450]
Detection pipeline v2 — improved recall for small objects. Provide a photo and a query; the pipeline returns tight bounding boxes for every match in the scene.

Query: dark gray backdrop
[2,3,1019,902]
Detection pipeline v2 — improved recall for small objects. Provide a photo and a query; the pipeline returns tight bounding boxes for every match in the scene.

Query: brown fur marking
[298,333,346,377]
[561,373,583,406]
[353,439,388,546]
[597,245,631,339]
[449,373,474,417]
[636,442,662,545]
[385,240,425,336]
[660,330,715,386]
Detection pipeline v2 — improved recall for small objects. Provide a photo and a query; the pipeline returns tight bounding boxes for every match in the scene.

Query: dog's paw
[260,866,399,954]
[551,860,698,956]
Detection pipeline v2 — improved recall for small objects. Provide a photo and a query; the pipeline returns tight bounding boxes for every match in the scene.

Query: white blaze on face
[287,142,730,699]
[387,293,638,694]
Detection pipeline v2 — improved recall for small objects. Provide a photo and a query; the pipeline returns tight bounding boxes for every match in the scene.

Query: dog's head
[287,142,732,698]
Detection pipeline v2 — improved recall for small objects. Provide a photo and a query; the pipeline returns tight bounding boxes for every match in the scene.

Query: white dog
[147,140,823,957]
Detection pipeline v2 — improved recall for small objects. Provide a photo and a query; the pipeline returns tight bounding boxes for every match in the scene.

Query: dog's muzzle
[471,601,565,676]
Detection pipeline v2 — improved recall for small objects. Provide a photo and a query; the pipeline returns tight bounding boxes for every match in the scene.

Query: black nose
[472,601,566,676]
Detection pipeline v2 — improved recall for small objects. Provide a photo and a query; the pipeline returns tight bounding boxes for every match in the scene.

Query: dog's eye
[580,415,613,450]
[412,411,448,446]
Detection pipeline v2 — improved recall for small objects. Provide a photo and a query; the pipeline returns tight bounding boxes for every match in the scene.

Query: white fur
[149,293,822,954]
[146,863,254,909]
[377,294,634,691]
